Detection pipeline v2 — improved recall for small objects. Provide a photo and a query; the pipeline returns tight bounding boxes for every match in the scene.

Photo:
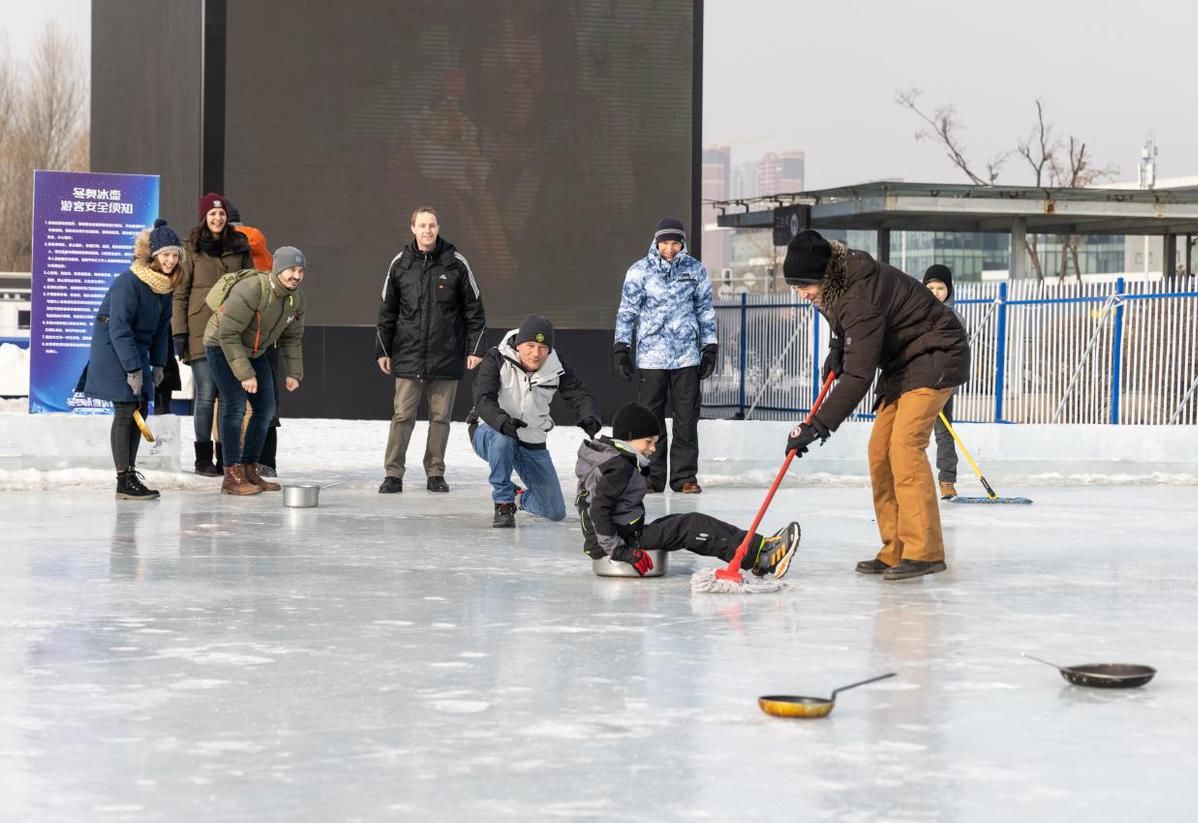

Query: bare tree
[0,24,88,271]
[898,90,1118,281]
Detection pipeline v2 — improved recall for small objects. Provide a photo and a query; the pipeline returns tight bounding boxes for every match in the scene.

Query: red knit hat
[198,192,228,220]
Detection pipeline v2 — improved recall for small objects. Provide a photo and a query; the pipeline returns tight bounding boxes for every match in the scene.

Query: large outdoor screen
[224,0,695,328]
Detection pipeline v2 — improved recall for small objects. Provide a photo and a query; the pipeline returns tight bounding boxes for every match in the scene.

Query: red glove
[612,545,654,576]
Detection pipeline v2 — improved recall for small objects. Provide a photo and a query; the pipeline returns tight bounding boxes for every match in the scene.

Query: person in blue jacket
[612,217,718,494]
[84,219,181,500]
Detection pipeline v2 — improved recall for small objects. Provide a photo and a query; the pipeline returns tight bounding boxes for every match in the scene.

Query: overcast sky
[4,0,1194,191]
[704,0,1198,189]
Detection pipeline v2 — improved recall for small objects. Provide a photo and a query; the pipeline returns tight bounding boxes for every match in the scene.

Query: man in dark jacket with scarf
[467,315,601,527]
[375,206,486,493]
[783,230,970,580]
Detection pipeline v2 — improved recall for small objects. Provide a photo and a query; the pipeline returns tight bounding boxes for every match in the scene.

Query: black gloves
[698,343,718,380]
[785,419,829,457]
[822,338,843,383]
[126,370,143,397]
[153,366,165,387]
[173,334,188,359]
[499,418,527,439]
[611,544,655,577]
[577,416,602,438]
[612,343,633,381]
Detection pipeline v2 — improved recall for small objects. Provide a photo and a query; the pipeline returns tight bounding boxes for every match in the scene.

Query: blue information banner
[28,170,160,414]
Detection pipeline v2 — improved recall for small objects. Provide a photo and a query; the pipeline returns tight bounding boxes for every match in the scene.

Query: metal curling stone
[593,549,668,578]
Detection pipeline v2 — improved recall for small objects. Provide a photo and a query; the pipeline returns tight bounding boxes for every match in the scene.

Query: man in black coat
[783,230,970,581]
[375,207,486,493]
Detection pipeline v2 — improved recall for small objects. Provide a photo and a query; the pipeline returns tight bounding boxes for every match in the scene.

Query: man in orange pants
[781,230,970,580]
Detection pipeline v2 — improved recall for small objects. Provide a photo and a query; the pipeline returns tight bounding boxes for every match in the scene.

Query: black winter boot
[492,502,516,528]
[194,441,220,476]
[214,441,224,472]
[116,468,160,501]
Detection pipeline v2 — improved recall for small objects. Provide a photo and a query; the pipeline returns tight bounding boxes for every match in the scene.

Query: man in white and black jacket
[467,315,601,528]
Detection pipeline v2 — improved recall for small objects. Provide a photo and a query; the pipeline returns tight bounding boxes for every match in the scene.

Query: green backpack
[204,269,271,312]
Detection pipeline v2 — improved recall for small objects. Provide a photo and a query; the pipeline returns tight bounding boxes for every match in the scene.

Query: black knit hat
[923,264,954,300]
[612,403,660,441]
[225,200,242,224]
[653,216,686,246]
[513,314,554,350]
[783,229,832,285]
[148,218,182,258]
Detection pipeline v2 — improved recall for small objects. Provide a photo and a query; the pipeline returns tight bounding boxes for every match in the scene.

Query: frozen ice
[1,428,1196,821]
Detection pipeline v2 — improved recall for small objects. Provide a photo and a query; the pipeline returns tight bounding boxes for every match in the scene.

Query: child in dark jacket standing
[575,402,800,577]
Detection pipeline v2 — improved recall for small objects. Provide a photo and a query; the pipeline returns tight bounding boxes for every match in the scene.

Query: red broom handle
[715,371,837,582]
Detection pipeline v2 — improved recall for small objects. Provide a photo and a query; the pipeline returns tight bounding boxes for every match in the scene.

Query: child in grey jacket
[574,402,799,577]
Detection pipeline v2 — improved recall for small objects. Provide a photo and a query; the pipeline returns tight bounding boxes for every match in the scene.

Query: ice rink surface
[2,480,1196,822]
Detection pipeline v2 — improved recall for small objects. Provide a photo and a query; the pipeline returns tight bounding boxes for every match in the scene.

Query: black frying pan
[1023,654,1156,689]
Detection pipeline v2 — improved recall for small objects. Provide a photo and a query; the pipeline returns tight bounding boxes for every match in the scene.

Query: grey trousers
[932,394,958,483]
[383,377,458,479]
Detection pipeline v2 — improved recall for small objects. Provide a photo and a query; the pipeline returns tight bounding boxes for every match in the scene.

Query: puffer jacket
[374,237,486,380]
[203,271,305,383]
[575,436,650,559]
[467,330,599,448]
[172,228,252,362]
[813,244,970,432]
[614,242,717,370]
[83,228,174,403]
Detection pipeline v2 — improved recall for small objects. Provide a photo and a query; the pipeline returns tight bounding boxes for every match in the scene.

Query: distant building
[701,145,732,274]
[731,161,759,200]
[758,151,804,195]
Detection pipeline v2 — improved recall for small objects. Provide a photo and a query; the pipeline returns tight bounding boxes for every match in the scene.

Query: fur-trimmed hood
[130,228,175,294]
[812,240,854,318]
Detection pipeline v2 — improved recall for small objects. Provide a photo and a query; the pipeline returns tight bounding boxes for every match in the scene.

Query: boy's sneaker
[493,502,516,528]
[751,522,801,579]
[939,481,957,500]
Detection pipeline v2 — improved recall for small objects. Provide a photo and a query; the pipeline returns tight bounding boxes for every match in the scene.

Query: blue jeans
[206,346,275,466]
[189,356,218,442]
[471,422,566,521]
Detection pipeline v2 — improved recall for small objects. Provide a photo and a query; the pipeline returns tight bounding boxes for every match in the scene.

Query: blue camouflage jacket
[614,242,717,370]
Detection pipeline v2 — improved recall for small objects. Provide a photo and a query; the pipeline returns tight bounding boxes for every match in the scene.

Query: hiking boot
[243,463,281,492]
[939,481,957,500]
[751,521,801,579]
[221,465,262,496]
[678,479,703,494]
[427,476,450,493]
[493,502,516,528]
[194,442,220,476]
[257,464,278,478]
[379,476,403,494]
[855,558,890,575]
[116,468,160,501]
[882,559,947,581]
[645,481,665,494]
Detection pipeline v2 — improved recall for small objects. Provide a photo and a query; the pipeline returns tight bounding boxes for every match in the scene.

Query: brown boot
[221,465,263,496]
[243,463,281,491]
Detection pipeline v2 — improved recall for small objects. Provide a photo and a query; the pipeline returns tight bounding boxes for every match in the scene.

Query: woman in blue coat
[84,219,182,499]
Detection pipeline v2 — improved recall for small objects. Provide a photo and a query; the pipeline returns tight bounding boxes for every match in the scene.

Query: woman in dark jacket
[783,230,970,581]
[85,219,182,500]
[171,193,252,475]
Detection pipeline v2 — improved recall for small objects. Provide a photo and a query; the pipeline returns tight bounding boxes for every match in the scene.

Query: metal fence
[703,279,1198,425]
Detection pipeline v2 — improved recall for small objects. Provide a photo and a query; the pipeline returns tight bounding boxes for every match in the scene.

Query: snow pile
[0,343,29,396]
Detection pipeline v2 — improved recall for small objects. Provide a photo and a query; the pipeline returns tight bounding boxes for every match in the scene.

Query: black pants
[638,367,700,491]
[932,394,958,483]
[260,347,282,469]
[110,400,147,471]
[639,512,761,563]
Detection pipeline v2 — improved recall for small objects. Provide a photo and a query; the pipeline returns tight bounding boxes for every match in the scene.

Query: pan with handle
[758,672,897,719]
[282,480,344,508]
[1022,654,1156,689]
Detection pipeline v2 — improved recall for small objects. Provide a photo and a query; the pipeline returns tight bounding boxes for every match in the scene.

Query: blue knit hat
[149,218,182,258]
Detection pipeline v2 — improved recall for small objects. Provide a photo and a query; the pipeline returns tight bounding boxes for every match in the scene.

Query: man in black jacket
[783,230,970,581]
[467,315,601,528]
[375,207,486,493]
